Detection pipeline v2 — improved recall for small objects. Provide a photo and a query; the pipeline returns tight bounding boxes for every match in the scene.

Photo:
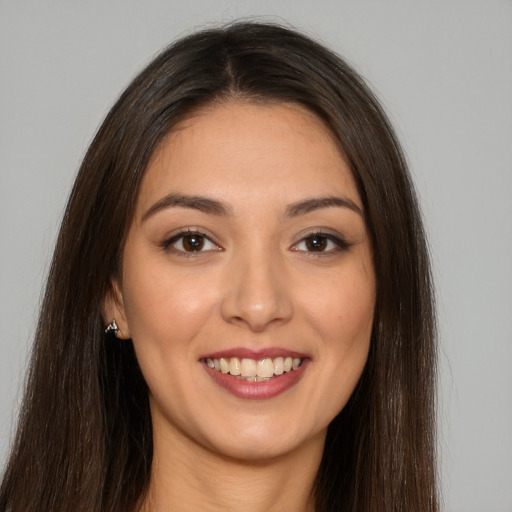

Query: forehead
[136,101,361,214]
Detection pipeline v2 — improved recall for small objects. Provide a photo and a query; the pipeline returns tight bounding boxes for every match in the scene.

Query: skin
[105,101,376,511]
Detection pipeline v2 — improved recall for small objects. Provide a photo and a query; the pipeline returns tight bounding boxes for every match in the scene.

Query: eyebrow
[141,193,362,222]
[285,196,362,217]
[141,193,231,222]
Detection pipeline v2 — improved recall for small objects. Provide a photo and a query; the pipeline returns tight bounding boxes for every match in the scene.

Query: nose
[220,251,293,332]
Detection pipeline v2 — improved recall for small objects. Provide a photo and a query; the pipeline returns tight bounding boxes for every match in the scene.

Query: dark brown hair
[0,21,438,512]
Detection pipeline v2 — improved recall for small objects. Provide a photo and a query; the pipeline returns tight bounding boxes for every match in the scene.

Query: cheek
[300,262,374,397]
[301,266,375,345]
[121,259,220,354]
[306,271,374,408]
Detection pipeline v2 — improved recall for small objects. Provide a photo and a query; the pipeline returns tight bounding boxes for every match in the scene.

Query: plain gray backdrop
[1,1,511,510]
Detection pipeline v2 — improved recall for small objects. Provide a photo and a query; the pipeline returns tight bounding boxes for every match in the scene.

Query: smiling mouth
[203,356,304,382]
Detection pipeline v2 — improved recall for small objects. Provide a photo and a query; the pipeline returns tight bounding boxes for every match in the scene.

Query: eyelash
[291,231,350,255]
[160,229,221,255]
[160,229,350,256]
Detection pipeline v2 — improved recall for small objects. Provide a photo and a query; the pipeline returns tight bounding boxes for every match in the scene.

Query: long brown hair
[0,21,438,511]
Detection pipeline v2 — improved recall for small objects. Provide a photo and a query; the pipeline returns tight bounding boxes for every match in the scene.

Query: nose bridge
[221,241,293,332]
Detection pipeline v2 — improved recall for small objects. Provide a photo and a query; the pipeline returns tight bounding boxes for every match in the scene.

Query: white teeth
[206,355,304,379]
[257,358,274,378]
[219,357,229,374]
[229,357,241,376]
[241,358,257,377]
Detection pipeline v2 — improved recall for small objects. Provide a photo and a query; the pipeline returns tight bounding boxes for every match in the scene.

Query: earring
[104,320,119,336]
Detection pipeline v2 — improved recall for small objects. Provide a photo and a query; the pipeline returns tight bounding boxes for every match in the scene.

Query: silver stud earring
[104,320,119,336]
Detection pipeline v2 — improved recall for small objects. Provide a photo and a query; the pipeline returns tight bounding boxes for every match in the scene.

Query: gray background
[1,1,511,510]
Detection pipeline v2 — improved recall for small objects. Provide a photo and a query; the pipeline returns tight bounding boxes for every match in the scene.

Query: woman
[0,21,438,511]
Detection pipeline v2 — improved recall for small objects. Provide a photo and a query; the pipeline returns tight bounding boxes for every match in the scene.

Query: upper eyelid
[293,234,347,248]
[291,227,347,243]
[290,230,352,254]
[165,227,217,243]
[160,227,348,250]
[161,228,222,252]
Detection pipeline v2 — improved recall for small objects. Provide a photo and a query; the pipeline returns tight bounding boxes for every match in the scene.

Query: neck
[139,423,325,512]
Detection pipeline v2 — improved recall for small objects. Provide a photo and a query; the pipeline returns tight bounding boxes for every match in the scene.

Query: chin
[202,420,324,462]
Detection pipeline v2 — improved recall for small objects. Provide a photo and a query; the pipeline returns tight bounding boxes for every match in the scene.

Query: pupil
[306,236,327,251]
[183,234,204,251]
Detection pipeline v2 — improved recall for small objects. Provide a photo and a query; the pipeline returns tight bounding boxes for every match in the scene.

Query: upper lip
[199,347,309,360]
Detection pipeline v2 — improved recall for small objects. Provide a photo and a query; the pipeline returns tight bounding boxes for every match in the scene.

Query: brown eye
[163,230,220,254]
[305,235,328,252]
[291,232,348,254]
[182,233,205,251]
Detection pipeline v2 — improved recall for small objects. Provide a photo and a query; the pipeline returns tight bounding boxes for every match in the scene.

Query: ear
[102,279,131,340]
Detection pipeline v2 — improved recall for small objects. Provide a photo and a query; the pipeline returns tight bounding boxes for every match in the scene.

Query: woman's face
[108,102,375,460]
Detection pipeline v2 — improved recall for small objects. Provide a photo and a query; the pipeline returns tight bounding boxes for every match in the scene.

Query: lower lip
[202,359,309,400]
